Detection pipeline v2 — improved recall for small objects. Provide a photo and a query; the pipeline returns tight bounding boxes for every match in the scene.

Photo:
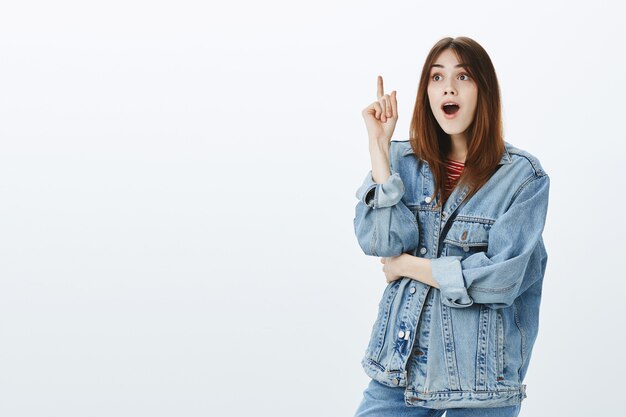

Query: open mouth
[442,103,460,115]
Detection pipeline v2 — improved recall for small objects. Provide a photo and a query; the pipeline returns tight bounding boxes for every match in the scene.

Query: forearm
[368,139,391,184]
[401,254,440,288]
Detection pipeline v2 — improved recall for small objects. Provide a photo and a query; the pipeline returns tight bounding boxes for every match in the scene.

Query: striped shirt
[443,158,465,198]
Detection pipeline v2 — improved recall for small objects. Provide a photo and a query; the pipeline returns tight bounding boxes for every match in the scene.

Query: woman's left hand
[380,254,410,283]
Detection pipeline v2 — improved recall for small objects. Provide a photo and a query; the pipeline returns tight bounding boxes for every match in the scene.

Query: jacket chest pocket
[441,218,492,259]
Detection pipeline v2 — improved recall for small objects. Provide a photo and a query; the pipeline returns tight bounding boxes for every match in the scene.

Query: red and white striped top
[443,158,465,197]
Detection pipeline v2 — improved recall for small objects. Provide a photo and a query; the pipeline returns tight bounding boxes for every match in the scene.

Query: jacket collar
[401,141,512,165]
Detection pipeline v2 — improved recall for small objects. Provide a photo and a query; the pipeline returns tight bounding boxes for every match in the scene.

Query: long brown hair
[409,36,505,208]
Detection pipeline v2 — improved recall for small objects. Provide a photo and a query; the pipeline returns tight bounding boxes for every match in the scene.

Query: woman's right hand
[361,75,398,147]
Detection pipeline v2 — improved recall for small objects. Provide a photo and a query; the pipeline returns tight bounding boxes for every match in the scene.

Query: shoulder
[389,139,419,167]
[504,141,549,179]
[390,139,412,155]
[502,141,550,203]
[388,140,414,171]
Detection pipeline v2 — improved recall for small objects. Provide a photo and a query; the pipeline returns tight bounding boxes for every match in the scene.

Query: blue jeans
[354,379,522,417]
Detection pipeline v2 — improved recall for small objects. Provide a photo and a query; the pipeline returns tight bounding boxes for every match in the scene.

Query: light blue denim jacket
[353,140,550,409]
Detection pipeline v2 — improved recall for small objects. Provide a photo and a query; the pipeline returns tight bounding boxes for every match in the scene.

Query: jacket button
[424,196,432,203]
[462,245,470,252]
[391,378,400,385]
[419,247,427,255]
[409,286,416,294]
[398,330,405,339]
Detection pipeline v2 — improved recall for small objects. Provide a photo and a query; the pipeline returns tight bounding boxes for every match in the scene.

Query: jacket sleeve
[430,173,550,309]
[353,145,420,257]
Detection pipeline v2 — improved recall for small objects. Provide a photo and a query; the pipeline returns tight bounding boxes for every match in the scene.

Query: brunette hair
[408,36,505,208]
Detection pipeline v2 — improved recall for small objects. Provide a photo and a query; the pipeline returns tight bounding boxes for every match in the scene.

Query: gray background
[0,0,623,416]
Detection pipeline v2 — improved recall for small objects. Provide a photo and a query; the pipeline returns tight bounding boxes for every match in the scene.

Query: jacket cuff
[355,170,405,209]
[430,256,474,308]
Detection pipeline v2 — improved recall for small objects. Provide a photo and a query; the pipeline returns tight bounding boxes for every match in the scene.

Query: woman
[352,36,550,417]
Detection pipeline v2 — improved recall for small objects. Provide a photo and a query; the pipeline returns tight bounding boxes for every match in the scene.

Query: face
[427,49,478,141]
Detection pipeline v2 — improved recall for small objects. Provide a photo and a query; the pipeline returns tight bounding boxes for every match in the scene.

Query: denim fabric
[353,140,549,409]
[354,378,521,417]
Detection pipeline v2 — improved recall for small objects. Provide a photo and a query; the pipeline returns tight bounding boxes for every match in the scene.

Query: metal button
[398,330,405,339]
[463,245,470,252]
[409,286,416,294]
[420,247,427,255]
[392,378,399,386]
[424,196,432,203]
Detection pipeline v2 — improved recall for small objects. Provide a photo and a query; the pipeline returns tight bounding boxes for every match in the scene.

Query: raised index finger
[377,75,384,99]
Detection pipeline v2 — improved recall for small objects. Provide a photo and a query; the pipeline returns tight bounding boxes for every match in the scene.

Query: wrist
[368,138,391,155]
[401,253,416,277]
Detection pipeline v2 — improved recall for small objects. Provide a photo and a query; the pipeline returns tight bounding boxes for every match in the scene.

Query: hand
[361,75,398,147]
[380,254,409,284]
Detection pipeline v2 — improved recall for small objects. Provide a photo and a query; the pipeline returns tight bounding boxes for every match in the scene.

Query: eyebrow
[430,63,469,70]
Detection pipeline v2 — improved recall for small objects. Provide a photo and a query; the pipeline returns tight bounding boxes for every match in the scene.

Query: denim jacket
[353,140,550,409]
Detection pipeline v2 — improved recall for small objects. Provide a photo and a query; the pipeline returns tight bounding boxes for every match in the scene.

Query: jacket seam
[507,150,545,176]
[454,215,496,225]
[511,175,538,202]
[407,387,524,395]
[471,281,519,294]
[370,219,378,257]
[512,301,527,379]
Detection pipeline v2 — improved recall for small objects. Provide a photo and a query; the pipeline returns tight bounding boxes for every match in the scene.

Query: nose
[444,84,457,96]
[443,79,457,96]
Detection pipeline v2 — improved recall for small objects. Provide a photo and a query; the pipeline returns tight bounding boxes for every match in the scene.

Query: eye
[431,73,471,82]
